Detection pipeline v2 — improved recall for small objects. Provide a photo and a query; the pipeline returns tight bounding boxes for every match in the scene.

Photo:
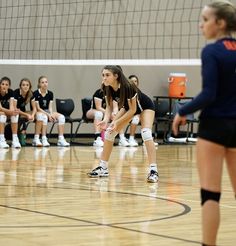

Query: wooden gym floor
[0,143,235,245]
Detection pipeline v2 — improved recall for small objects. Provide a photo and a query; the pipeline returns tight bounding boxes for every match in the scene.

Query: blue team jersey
[179,37,236,119]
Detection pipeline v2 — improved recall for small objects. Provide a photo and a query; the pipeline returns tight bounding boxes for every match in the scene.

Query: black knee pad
[201,188,221,206]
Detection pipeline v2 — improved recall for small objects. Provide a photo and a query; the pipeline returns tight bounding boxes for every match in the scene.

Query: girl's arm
[9,97,15,111]
[18,110,32,119]
[13,99,30,119]
[31,100,37,118]
[116,95,137,125]
[48,100,53,114]
[109,95,137,132]
[103,97,112,123]
[97,97,112,130]
[0,98,19,116]
[94,97,105,113]
[111,100,119,120]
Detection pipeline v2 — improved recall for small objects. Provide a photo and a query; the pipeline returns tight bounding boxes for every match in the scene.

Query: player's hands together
[97,120,108,130]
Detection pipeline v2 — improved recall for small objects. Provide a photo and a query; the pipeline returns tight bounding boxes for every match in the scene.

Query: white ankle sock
[149,163,158,172]
[100,160,108,169]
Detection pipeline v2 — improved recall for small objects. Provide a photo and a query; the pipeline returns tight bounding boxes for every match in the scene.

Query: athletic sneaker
[87,166,109,177]
[118,138,130,147]
[32,138,43,147]
[11,138,21,148]
[128,138,138,147]
[0,139,9,148]
[93,137,104,147]
[42,137,50,147]
[147,170,159,183]
[57,138,70,147]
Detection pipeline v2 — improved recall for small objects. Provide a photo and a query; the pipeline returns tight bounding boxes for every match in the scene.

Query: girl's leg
[225,148,236,198]
[140,110,156,163]
[86,109,104,147]
[118,128,130,147]
[53,112,70,147]
[33,113,44,147]
[196,138,224,246]
[129,124,137,138]
[87,133,116,177]
[0,114,9,148]
[128,123,138,146]
[140,110,158,182]
[11,115,21,148]
[129,115,139,143]
[88,114,131,178]
[52,112,64,136]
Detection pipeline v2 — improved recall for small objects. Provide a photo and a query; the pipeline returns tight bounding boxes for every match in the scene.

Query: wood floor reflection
[0,144,235,245]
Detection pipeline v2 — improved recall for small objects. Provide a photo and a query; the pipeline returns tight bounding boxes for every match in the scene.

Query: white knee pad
[131,115,140,125]
[94,111,103,121]
[0,115,6,123]
[36,113,48,125]
[58,114,65,125]
[141,128,153,142]
[104,128,118,142]
[36,113,44,121]
[42,114,48,125]
[11,115,19,123]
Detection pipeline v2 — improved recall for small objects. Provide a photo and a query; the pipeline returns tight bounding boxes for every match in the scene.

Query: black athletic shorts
[198,118,236,148]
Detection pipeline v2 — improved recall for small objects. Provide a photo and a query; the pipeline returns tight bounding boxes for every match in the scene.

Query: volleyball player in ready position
[172,1,236,245]
[88,65,158,183]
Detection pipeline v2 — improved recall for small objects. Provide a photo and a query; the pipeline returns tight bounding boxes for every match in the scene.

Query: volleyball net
[0,0,220,64]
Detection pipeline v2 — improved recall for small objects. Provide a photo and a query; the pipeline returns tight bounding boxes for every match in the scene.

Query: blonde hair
[208,1,236,33]
[38,75,47,89]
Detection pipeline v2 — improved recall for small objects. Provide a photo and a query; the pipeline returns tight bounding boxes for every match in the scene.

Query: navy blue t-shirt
[179,37,236,119]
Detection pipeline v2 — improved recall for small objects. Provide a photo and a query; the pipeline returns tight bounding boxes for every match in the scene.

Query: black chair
[72,97,93,141]
[49,98,81,142]
[153,99,170,140]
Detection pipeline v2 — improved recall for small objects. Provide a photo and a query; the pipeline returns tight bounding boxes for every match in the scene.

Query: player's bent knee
[0,115,7,123]
[131,115,139,125]
[58,114,65,125]
[36,113,48,125]
[201,188,221,206]
[11,115,19,123]
[94,111,103,121]
[104,129,117,142]
[36,113,44,121]
[141,128,152,142]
